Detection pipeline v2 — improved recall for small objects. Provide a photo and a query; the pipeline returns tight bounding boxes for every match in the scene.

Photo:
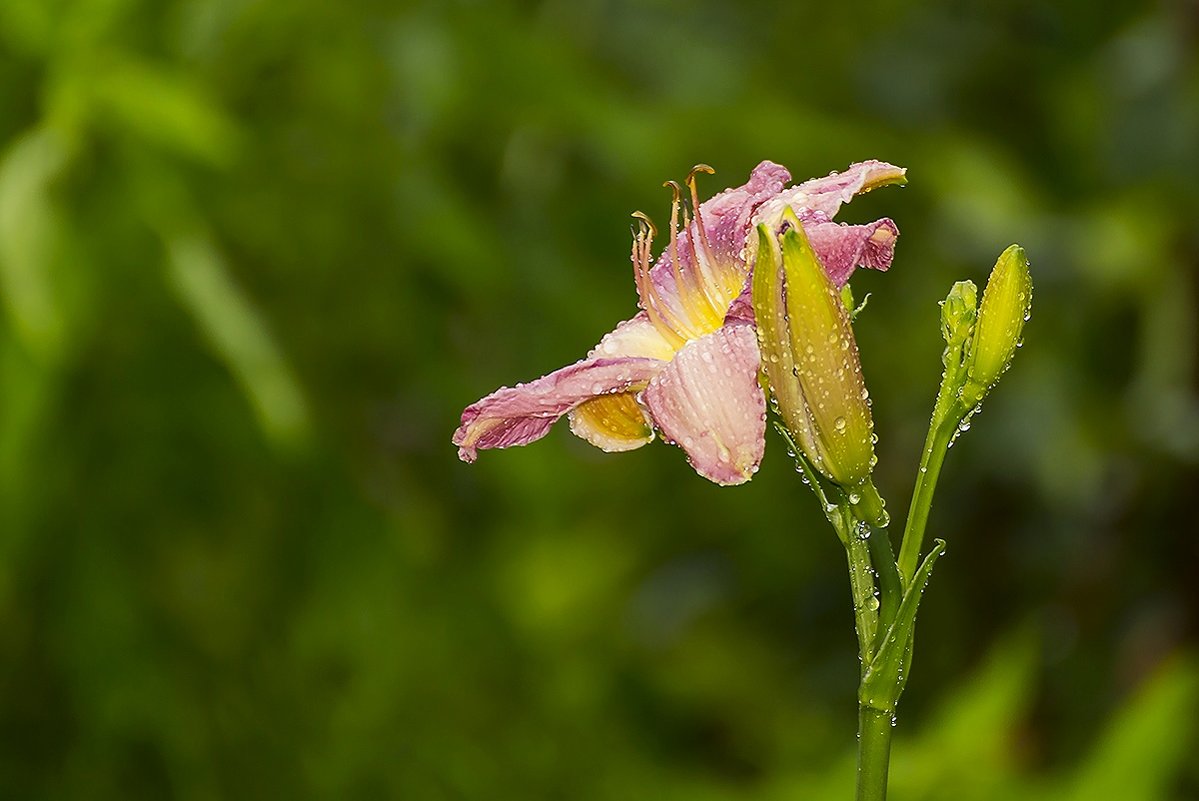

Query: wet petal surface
[803,217,899,287]
[643,162,793,339]
[564,314,676,451]
[588,313,679,362]
[453,356,664,462]
[568,393,654,452]
[642,323,766,485]
[753,160,906,230]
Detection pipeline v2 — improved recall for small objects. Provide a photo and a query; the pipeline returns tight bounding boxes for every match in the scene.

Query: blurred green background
[1,0,1197,798]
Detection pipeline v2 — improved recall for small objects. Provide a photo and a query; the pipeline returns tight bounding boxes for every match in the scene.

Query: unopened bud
[752,213,877,496]
[962,245,1031,405]
[940,280,978,352]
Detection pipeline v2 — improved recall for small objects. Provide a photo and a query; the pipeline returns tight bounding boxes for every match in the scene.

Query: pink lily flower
[452,160,906,485]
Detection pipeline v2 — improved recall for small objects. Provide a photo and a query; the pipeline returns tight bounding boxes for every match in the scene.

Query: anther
[630,211,657,239]
[686,164,715,183]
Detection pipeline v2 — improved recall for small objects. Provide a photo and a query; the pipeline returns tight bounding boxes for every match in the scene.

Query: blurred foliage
[0,0,1197,798]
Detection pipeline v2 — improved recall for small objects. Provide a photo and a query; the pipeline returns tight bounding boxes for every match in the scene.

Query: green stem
[856,705,894,801]
[867,525,902,638]
[895,413,955,586]
[845,532,879,667]
[842,504,893,801]
[781,434,904,801]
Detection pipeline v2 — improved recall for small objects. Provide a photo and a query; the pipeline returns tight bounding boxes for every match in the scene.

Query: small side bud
[841,284,856,314]
[940,280,978,351]
[962,245,1031,405]
[752,213,880,506]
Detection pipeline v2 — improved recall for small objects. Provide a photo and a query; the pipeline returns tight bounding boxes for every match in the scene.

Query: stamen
[684,164,733,309]
[664,180,718,332]
[629,212,686,349]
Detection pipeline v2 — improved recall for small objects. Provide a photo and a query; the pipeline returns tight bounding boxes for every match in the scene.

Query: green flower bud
[962,245,1031,405]
[752,213,878,497]
[940,280,978,354]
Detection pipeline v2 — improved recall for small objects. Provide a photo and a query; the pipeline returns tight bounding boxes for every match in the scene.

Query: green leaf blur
[0,0,1196,798]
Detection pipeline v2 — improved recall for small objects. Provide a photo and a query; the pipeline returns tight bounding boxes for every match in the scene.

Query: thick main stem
[856,706,894,801]
[842,505,893,801]
[821,478,906,801]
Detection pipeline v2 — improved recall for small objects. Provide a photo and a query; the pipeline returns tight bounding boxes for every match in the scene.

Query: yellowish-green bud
[752,213,877,494]
[940,280,978,353]
[962,245,1031,405]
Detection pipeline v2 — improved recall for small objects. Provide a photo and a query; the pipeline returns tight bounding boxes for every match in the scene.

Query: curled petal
[569,393,654,452]
[788,160,907,219]
[722,217,900,322]
[642,324,766,485]
[453,356,664,462]
[567,314,678,452]
[803,217,900,287]
[753,160,906,230]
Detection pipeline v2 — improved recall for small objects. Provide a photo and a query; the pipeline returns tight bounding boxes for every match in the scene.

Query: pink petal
[753,160,906,229]
[453,355,664,462]
[722,217,900,322]
[642,323,766,486]
[645,162,793,329]
[803,217,900,287]
[722,282,755,326]
[788,160,907,219]
[697,161,792,267]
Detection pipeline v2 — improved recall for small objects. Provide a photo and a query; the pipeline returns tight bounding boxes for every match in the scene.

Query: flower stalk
[856,706,894,801]
[763,237,1029,801]
[453,159,1031,801]
[898,246,1031,584]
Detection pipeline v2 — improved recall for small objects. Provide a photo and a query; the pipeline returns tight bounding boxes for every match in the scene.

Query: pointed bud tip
[963,244,1032,402]
[1000,243,1027,263]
